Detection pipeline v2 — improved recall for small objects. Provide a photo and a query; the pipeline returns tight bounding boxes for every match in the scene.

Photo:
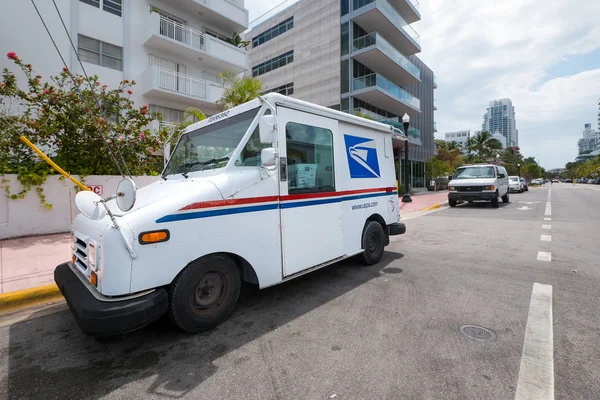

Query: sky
[245,0,600,169]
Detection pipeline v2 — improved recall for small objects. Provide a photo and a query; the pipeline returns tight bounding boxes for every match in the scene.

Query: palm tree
[467,130,503,159]
[216,71,262,111]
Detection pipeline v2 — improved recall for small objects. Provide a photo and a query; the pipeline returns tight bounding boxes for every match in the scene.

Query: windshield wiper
[177,157,231,175]
[196,156,230,167]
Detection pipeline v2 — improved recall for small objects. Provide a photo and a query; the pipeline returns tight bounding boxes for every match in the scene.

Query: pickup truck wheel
[501,190,510,203]
[449,199,457,207]
[361,221,385,265]
[491,192,500,208]
[168,254,240,333]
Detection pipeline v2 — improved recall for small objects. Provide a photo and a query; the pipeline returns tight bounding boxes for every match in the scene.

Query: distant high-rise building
[597,97,600,132]
[578,123,600,154]
[482,98,518,147]
[444,130,470,153]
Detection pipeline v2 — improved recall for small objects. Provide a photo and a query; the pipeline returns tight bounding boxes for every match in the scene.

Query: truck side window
[285,122,335,193]
[235,110,272,167]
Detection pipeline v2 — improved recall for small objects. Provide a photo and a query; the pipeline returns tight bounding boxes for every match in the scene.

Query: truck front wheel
[361,221,385,265]
[168,254,241,333]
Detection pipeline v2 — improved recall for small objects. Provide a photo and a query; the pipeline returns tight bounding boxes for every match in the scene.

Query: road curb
[0,283,63,313]
[421,201,448,212]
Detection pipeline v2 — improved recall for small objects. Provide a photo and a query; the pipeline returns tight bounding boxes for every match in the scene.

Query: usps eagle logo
[343,134,380,178]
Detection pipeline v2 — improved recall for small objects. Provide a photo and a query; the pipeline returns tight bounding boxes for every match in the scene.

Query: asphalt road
[0,183,598,399]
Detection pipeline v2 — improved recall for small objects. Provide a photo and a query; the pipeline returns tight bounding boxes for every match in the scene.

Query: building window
[78,35,123,71]
[341,22,349,56]
[263,82,294,96]
[252,17,294,48]
[252,50,294,77]
[149,105,186,125]
[341,59,349,94]
[286,122,335,194]
[80,0,121,17]
[341,0,349,15]
[353,0,374,10]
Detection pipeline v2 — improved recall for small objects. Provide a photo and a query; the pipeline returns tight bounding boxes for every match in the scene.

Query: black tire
[361,221,386,265]
[168,254,240,333]
[491,192,500,208]
[449,199,457,207]
[501,190,510,203]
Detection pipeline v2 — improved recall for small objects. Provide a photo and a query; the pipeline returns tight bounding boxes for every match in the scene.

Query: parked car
[447,164,510,208]
[588,178,595,184]
[593,177,600,184]
[565,179,573,183]
[509,176,523,192]
[520,177,529,191]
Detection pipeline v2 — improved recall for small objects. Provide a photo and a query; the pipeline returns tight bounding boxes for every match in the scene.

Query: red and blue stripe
[156,187,397,223]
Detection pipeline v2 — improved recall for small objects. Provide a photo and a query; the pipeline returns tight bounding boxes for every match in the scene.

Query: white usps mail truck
[54,93,407,337]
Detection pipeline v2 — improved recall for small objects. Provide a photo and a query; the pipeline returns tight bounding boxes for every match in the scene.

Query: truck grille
[73,236,88,271]
[457,186,484,192]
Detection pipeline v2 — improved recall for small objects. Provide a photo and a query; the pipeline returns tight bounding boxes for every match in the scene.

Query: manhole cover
[459,325,496,342]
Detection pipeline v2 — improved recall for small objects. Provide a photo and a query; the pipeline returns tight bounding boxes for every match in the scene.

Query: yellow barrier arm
[19,135,90,192]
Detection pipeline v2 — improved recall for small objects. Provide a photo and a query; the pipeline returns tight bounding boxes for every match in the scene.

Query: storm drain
[459,325,496,342]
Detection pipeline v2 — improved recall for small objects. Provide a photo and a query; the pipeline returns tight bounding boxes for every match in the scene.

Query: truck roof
[182,93,409,141]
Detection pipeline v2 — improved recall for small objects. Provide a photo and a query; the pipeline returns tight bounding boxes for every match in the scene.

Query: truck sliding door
[276,107,344,277]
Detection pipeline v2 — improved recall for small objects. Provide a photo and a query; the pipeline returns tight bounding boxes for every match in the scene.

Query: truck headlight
[88,242,97,270]
[449,186,456,191]
[483,185,495,191]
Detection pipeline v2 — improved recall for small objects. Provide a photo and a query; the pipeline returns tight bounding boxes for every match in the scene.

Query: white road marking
[545,202,551,216]
[540,235,551,242]
[537,251,552,261]
[547,187,552,202]
[543,225,551,230]
[515,283,554,400]
[544,218,551,221]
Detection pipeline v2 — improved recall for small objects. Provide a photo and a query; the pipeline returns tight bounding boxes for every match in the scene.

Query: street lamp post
[401,113,412,203]
[517,163,521,177]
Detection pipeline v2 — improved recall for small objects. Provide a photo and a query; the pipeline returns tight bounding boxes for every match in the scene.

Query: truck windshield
[453,166,496,179]
[163,107,260,176]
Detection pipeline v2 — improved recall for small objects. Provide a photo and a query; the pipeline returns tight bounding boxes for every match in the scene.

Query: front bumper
[54,262,168,337]
[448,192,496,201]
[509,186,521,192]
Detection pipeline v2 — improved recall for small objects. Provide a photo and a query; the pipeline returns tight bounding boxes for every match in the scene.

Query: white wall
[0,175,158,240]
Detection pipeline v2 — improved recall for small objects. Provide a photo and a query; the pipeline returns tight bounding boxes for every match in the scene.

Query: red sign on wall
[88,185,103,195]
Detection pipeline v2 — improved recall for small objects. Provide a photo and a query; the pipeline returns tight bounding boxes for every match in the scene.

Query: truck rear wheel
[167,254,240,333]
[361,221,385,265]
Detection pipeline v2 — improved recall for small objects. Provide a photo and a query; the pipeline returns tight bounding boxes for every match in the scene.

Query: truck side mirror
[261,148,276,167]
[259,115,276,144]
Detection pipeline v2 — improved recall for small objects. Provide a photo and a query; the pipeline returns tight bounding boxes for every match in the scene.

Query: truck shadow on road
[4,251,404,399]
[454,202,510,209]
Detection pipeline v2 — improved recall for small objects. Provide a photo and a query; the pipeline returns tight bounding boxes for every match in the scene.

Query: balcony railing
[354,0,420,45]
[158,15,205,51]
[352,32,420,79]
[158,68,206,99]
[353,73,420,110]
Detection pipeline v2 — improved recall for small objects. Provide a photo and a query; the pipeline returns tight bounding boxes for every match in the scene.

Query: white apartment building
[578,123,600,154]
[444,130,470,153]
[0,0,249,128]
[482,98,518,147]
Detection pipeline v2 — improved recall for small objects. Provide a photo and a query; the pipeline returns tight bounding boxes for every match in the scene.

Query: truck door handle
[280,157,287,182]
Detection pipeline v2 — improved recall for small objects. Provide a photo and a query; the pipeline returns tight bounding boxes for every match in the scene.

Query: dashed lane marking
[544,218,551,221]
[537,251,552,261]
[540,235,551,242]
[515,283,554,400]
[542,225,551,230]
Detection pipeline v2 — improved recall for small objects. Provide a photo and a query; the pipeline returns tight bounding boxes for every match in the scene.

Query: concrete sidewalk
[0,233,69,294]
[0,191,448,295]
[399,190,449,215]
